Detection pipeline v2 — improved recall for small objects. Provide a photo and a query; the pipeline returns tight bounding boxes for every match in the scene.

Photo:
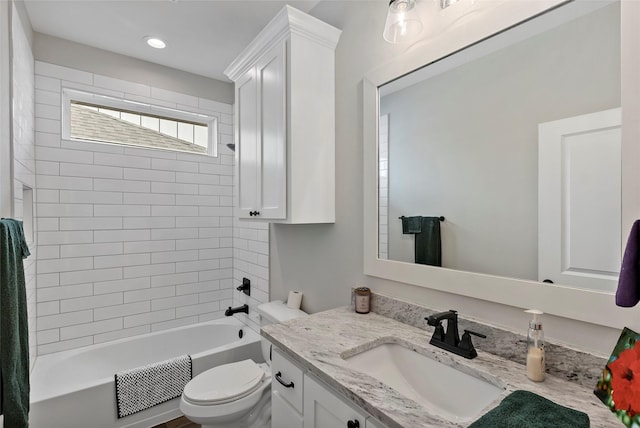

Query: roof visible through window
[70,101,210,155]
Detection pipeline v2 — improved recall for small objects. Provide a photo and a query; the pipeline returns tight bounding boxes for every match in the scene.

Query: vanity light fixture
[440,0,459,8]
[383,0,423,44]
[144,36,167,49]
[383,0,461,44]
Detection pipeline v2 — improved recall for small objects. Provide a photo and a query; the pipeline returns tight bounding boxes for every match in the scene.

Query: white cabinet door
[303,374,367,428]
[272,390,304,428]
[236,67,259,219]
[236,42,286,220]
[255,41,286,219]
[538,108,621,291]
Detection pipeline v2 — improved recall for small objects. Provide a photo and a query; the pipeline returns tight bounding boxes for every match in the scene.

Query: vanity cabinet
[224,6,341,224]
[271,347,388,428]
[272,390,304,428]
[304,374,367,428]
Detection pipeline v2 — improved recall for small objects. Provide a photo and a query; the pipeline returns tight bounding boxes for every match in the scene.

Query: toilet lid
[183,359,265,405]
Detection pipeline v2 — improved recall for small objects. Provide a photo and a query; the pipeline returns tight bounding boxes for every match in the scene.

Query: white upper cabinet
[225,6,341,223]
[236,44,286,220]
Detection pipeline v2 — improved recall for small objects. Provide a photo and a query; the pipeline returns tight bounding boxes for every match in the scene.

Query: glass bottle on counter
[525,309,545,382]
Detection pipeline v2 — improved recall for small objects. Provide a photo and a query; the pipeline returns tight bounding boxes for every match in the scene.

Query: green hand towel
[414,216,441,267]
[1,219,31,428]
[469,390,590,428]
[401,216,422,234]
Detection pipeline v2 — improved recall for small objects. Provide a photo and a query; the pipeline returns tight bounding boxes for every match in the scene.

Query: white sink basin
[343,343,505,423]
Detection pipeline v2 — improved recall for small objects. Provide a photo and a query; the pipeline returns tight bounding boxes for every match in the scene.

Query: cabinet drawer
[272,347,304,413]
[272,390,303,428]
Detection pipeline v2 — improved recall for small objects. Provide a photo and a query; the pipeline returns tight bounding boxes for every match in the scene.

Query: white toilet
[179,301,307,428]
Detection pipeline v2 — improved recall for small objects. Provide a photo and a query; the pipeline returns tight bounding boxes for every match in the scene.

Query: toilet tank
[256,300,308,364]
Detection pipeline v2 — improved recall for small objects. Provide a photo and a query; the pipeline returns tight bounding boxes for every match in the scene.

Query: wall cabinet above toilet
[224,6,341,224]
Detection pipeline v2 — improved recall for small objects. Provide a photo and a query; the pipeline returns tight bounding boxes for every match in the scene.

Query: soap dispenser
[525,309,545,382]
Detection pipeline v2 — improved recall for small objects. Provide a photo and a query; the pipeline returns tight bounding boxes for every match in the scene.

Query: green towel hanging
[400,216,422,234]
[401,216,442,267]
[1,219,31,428]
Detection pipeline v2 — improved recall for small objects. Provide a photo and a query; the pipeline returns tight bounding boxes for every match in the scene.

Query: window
[62,89,218,156]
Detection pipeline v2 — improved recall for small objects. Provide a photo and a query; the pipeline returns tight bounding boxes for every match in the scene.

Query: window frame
[62,88,218,157]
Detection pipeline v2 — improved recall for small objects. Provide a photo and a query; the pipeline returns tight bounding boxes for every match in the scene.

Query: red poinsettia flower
[609,343,640,416]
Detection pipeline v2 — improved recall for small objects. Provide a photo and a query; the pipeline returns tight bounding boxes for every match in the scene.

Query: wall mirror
[363,0,640,329]
[380,1,621,289]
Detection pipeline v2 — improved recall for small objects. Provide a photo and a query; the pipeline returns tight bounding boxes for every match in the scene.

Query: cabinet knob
[249,210,261,217]
[347,420,360,428]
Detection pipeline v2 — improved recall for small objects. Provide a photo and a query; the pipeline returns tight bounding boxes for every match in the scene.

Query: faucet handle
[464,329,486,339]
[458,329,486,359]
[424,309,457,326]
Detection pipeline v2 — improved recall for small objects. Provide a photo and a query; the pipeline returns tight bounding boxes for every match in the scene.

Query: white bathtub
[29,318,262,428]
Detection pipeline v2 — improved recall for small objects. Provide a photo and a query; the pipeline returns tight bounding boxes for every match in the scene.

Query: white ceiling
[23,0,323,82]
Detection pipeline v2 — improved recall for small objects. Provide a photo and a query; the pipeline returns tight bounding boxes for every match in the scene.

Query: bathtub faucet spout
[225,304,249,316]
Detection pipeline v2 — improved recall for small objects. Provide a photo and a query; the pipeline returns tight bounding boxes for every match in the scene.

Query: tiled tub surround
[367,292,607,389]
[33,61,243,355]
[262,307,615,428]
[230,209,270,334]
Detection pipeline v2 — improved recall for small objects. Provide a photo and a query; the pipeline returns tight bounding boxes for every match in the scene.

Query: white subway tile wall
[231,192,269,332]
[378,114,389,260]
[33,60,269,355]
[12,4,37,369]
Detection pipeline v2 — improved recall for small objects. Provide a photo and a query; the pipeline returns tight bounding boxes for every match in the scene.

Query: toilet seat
[183,359,265,406]
[179,362,271,426]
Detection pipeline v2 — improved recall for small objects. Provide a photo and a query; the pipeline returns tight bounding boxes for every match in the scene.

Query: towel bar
[398,216,445,222]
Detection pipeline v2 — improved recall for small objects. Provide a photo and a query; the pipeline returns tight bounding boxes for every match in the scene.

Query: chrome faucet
[425,310,486,359]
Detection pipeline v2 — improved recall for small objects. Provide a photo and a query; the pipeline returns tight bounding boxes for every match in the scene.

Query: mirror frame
[363,0,640,330]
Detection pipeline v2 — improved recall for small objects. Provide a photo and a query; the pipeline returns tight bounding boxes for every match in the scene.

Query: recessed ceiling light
[144,37,166,49]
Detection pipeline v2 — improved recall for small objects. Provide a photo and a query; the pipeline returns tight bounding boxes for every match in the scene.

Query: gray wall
[13,1,33,46]
[34,33,234,104]
[381,3,620,281]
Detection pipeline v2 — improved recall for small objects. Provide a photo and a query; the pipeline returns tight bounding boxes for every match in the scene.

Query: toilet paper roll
[287,291,303,309]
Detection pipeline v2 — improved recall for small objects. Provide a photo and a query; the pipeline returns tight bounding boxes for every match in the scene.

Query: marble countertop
[261,307,617,428]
